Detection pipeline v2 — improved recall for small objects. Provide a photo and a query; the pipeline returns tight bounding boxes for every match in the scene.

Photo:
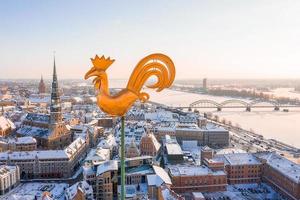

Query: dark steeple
[50,55,62,124]
[38,74,46,94]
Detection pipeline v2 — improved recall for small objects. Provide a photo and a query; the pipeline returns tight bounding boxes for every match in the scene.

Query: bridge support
[246,106,251,112]
[274,106,280,111]
[188,107,192,112]
[217,107,222,112]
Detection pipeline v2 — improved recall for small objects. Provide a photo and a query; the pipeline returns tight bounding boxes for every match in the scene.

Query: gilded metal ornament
[85,53,176,116]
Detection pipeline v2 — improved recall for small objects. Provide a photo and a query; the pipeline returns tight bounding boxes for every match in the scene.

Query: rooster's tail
[126,53,175,102]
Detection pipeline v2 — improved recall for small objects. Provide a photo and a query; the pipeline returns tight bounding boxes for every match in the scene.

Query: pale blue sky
[1,0,300,80]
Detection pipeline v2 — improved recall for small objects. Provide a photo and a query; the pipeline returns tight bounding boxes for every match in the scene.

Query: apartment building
[0,137,88,179]
[0,165,20,195]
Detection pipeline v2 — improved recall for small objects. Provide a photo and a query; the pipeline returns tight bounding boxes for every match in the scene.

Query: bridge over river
[175,99,300,111]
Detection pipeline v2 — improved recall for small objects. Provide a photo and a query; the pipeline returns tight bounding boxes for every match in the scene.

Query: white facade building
[0,165,20,195]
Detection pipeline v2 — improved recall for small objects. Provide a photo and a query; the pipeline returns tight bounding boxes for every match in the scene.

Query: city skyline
[1,0,300,80]
[2,1,300,199]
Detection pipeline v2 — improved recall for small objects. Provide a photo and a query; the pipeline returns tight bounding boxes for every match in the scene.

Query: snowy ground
[1,182,68,200]
[203,183,287,200]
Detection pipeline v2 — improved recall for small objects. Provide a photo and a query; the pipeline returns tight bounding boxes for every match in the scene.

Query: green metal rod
[121,116,125,200]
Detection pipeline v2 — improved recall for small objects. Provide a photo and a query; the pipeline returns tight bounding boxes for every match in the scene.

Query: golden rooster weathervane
[84,53,176,116]
[84,53,175,200]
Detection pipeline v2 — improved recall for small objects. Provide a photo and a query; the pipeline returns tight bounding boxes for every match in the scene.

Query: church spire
[50,54,62,124]
[38,74,46,94]
[53,55,57,82]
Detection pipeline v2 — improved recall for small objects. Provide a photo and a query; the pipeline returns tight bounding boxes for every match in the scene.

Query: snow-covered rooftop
[17,125,50,138]
[97,134,117,149]
[0,150,68,160]
[0,165,18,178]
[256,152,300,183]
[152,165,172,185]
[9,136,36,144]
[96,160,118,176]
[0,137,86,161]
[0,116,15,130]
[24,113,50,124]
[85,147,110,164]
[200,123,228,132]
[166,143,183,155]
[160,185,183,200]
[145,110,175,122]
[216,148,246,155]
[223,153,261,166]
[176,123,201,131]
[29,94,50,104]
[144,133,161,151]
[2,182,67,200]
[65,181,93,200]
[168,164,226,176]
[192,192,205,199]
[64,137,86,158]
[165,137,182,155]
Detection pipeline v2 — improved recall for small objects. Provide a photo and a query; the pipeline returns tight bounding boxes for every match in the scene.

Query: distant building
[83,156,153,200]
[126,139,140,158]
[84,147,110,165]
[17,58,72,149]
[203,78,207,90]
[140,133,161,157]
[158,185,185,200]
[201,125,229,147]
[38,75,46,94]
[168,164,227,194]
[0,116,15,137]
[126,109,145,121]
[147,165,172,199]
[28,94,50,107]
[83,160,118,200]
[175,123,203,145]
[200,146,214,165]
[0,136,37,152]
[65,181,94,200]
[164,135,184,164]
[255,152,300,200]
[97,117,115,128]
[156,122,229,148]
[155,125,176,141]
[0,137,88,179]
[200,151,300,200]
[0,165,20,195]
[213,153,262,184]
[71,125,104,148]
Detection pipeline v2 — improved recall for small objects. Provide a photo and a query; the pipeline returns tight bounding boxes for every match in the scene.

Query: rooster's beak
[85,67,98,80]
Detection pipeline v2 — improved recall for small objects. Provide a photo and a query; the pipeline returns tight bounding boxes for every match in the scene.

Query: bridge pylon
[217,107,222,112]
[246,106,251,112]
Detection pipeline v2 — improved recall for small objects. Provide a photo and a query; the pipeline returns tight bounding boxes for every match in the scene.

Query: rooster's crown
[91,55,115,71]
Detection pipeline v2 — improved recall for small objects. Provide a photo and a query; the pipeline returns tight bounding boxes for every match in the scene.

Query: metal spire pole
[121,116,125,200]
